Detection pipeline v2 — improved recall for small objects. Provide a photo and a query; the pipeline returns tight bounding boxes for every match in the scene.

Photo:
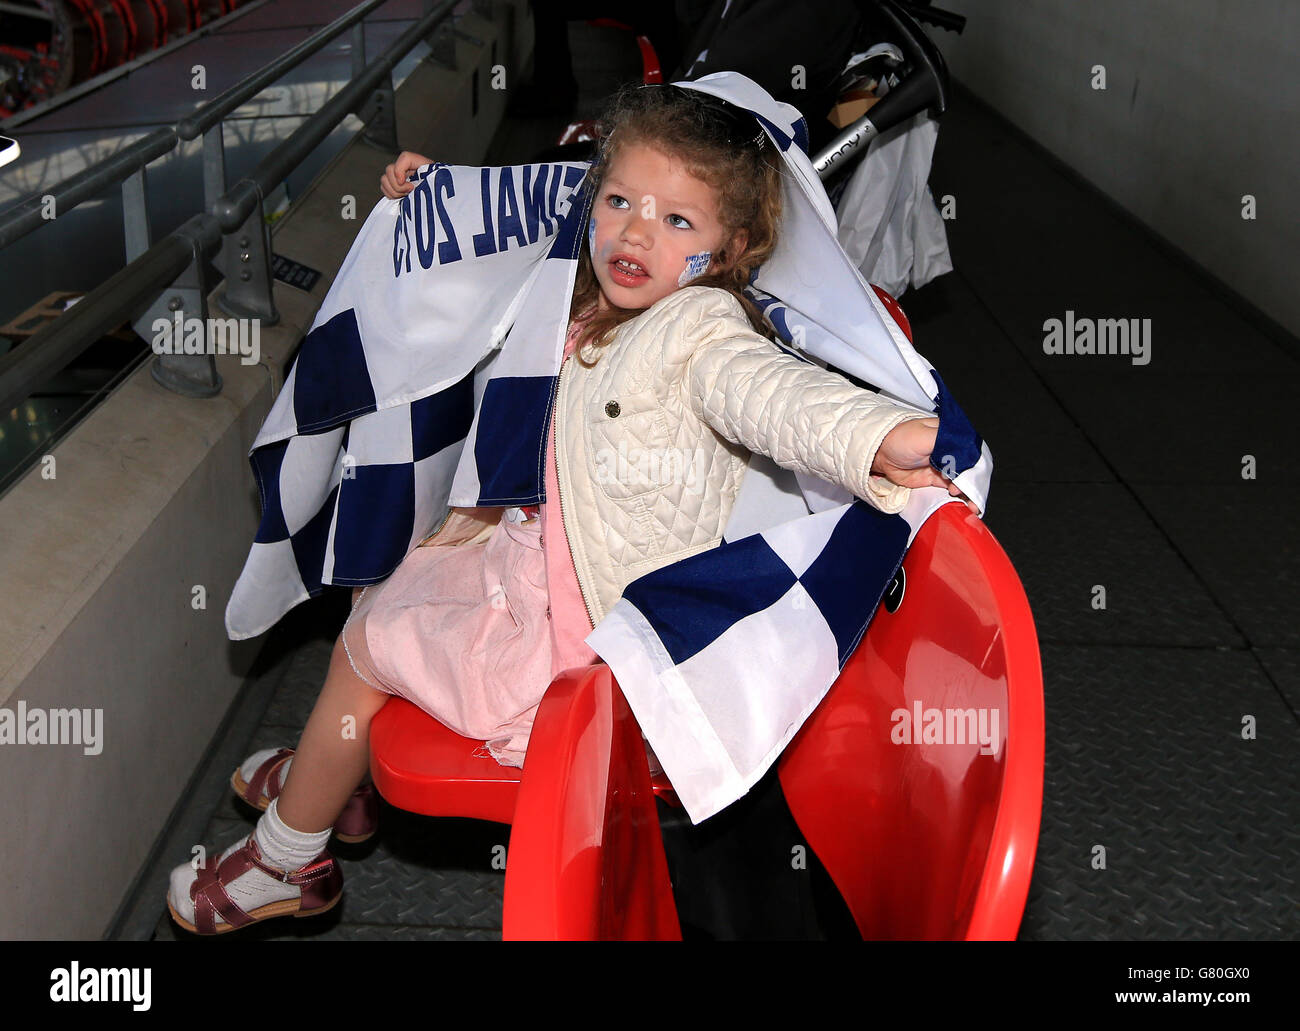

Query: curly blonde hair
[568,84,784,365]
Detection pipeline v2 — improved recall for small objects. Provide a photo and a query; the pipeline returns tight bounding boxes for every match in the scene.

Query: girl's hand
[380,151,435,198]
[872,417,979,511]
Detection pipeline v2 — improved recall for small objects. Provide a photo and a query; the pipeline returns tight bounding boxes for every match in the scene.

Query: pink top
[538,321,600,679]
[340,319,601,769]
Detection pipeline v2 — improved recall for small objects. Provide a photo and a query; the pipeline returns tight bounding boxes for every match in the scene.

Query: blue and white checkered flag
[226,73,991,823]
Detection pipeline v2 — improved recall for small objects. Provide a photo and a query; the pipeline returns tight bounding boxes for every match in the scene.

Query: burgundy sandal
[231,747,379,844]
[168,835,343,935]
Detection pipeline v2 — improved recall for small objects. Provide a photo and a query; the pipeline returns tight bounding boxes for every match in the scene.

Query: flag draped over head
[225,72,992,824]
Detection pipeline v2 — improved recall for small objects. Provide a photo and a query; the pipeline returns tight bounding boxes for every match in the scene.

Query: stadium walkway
[117,39,1299,941]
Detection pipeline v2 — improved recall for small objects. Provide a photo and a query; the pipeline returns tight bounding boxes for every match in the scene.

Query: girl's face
[588,141,746,312]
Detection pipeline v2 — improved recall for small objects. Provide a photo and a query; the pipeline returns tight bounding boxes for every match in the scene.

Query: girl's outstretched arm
[679,292,958,514]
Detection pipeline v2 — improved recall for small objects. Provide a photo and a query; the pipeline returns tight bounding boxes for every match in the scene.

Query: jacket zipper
[552,352,598,628]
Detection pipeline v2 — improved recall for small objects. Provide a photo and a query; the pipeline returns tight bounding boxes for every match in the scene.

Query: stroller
[546,0,962,296]
[369,1,1044,940]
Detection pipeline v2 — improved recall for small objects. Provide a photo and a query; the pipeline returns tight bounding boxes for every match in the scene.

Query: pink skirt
[341,512,552,767]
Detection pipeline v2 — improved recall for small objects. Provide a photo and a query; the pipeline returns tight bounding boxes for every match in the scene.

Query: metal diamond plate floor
[145,590,511,942]
[121,39,1299,941]
[922,87,1300,940]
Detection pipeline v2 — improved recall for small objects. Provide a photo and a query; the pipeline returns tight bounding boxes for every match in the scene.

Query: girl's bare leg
[167,593,390,932]
[275,625,390,834]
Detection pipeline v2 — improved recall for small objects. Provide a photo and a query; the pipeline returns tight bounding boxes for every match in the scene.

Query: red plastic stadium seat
[502,665,680,939]
[369,505,1042,940]
[368,286,1043,939]
[777,502,1044,939]
[370,690,679,827]
[369,669,681,940]
[369,697,524,825]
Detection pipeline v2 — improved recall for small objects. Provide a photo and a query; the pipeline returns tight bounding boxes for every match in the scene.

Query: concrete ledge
[0,0,529,938]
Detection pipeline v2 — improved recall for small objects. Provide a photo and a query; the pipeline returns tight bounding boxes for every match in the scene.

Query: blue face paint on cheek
[678,251,712,287]
[589,217,618,267]
[590,217,613,267]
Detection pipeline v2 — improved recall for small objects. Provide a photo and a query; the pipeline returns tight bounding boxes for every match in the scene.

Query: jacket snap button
[546,605,552,620]
[605,400,620,418]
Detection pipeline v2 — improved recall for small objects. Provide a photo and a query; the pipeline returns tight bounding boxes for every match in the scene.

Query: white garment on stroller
[835,112,953,296]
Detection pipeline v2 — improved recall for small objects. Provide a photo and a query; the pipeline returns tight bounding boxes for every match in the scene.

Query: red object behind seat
[586,19,663,83]
[871,284,913,342]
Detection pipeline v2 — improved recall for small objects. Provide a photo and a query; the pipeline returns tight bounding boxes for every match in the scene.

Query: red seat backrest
[502,665,680,940]
[778,503,1044,939]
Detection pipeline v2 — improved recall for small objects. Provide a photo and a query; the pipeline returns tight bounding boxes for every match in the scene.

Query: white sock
[168,800,331,927]
[254,797,332,871]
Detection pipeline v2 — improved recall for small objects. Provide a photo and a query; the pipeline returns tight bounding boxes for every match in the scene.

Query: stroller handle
[813,0,950,180]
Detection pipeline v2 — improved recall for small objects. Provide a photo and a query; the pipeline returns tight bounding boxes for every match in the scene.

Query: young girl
[167,81,961,934]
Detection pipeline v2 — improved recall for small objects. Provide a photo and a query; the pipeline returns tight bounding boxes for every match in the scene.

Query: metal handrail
[0,216,222,407]
[0,0,464,416]
[175,0,390,141]
[214,5,454,237]
[0,0,399,250]
[0,128,178,249]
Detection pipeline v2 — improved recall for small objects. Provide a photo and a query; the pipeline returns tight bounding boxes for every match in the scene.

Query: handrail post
[214,183,280,325]
[352,18,397,155]
[121,166,152,263]
[350,21,366,81]
[352,22,402,150]
[430,20,458,69]
[123,162,220,397]
[202,124,228,211]
[140,233,223,399]
[359,68,399,153]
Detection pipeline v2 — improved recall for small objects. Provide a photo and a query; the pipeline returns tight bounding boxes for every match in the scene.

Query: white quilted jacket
[549,286,931,625]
